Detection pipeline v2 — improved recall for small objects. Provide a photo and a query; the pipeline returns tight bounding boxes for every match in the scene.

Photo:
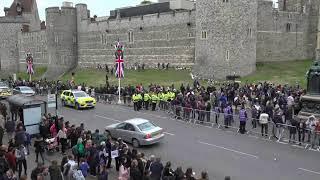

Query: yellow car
[60,90,96,109]
[0,86,12,99]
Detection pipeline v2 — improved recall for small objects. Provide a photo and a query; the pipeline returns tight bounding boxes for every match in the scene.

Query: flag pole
[118,78,121,104]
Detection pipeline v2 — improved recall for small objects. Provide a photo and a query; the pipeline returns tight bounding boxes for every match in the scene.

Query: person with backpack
[15,144,27,178]
[34,134,45,163]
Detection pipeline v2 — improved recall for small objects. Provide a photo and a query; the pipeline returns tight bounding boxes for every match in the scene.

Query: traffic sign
[47,94,56,108]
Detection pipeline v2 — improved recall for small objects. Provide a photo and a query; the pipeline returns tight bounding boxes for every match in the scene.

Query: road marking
[95,115,122,123]
[298,168,320,175]
[198,141,259,159]
[163,132,175,136]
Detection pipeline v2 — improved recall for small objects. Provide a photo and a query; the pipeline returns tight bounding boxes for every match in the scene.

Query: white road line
[198,141,259,159]
[298,168,320,175]
[95,115,122,123]
[163,132,175,136]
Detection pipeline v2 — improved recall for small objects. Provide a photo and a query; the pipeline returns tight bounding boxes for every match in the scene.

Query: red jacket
[5,151,16,168]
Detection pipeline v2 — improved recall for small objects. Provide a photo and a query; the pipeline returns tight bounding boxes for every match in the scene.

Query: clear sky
[0,0,157,20]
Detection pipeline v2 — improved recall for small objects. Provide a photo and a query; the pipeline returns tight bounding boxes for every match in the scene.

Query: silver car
[105,118,165,147]
[13,86,35,96]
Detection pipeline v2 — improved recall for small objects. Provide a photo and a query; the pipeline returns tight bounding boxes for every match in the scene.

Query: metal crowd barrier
[93,93,320,151]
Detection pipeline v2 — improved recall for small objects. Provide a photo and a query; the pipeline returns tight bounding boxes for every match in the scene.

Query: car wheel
[61,100,66,107]
[132,138,140,148]
[75,103,80,110]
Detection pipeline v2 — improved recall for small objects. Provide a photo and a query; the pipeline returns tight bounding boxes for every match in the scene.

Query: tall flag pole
[26,51,34,82]
[115,40,124,104]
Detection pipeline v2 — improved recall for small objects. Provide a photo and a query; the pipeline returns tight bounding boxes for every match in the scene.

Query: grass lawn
[7,60,312,88]
[60,68,193,87]
[240,60,312,88]
[17,66,47,80]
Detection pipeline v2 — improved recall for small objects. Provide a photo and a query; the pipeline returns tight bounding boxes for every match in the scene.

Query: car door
[123,123,137,143]
[64,92,70,105]
[69,92,76,106]
[112,123,126,139]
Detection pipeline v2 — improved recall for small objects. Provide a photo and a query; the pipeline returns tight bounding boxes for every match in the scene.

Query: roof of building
[7,94,45,107]
[6,0,34,17]
[109,2,171,19]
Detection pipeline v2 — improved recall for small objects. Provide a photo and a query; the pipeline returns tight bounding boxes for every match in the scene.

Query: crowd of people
[95,81,320,149]
[1,77,320,180]
[0,111,213,180]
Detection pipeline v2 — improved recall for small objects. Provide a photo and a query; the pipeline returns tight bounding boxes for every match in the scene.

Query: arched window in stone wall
[286,23,291,32]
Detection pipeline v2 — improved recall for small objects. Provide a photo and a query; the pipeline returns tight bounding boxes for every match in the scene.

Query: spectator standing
[34,134,45,163]
[49,160,63,180]
[118,158,130,180]
[259,111,269,137]
[79,158,90,178]
[198,171,209,180]
[5,147,16,172]
[130,160,142,180]
[185,167,196,180]
[162,161,174,180]
[238,105,247,134]
[15,144,27,178]
[98,165,108,180]
[149,157,163,180]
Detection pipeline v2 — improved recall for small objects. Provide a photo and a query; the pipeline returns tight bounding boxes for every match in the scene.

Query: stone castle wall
[44,6,78,78]
[17,30,47,71]
[194,0,257,79]
[0,21,24,72]
[76,10,195,68]
[256,0,312,62]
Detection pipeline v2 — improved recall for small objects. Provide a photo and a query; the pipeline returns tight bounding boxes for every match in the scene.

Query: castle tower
[194,0,257,80]
[44,5,77,79]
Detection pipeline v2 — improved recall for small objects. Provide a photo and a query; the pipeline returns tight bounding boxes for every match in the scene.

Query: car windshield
[20,87,32,91]
[73,92,88,98]
[137,122,157,131]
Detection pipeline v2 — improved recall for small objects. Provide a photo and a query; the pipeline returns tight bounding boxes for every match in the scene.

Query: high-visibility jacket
[144,93,150,101]
[158,93,163,101]
[151,94,159,103]
[136,94,142,101]
[132,94,138,102]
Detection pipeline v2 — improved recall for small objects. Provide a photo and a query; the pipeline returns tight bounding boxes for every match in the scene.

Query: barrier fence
[93,93,320,151]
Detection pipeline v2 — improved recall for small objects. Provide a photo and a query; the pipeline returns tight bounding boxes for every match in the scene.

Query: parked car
[0,84,12,99]
[105,118,165,147]
[60,90,96,109]
[13,86,35,96]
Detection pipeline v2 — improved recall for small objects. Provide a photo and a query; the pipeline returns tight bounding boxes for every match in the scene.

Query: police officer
[136,92,143,111]
[132,92,138,111]
[144,91,151,110]
[239,104,247,134]
[151,92,158,111]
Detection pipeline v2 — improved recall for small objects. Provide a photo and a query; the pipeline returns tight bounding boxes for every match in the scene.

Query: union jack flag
[115,41,124,78]
[115,55,124,78]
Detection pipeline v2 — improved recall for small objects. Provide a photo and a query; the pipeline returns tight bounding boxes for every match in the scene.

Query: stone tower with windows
[194,0,258,79]
[44,4,77,78]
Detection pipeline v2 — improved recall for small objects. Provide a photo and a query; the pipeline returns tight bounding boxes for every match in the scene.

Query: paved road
[53,102,320,180]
